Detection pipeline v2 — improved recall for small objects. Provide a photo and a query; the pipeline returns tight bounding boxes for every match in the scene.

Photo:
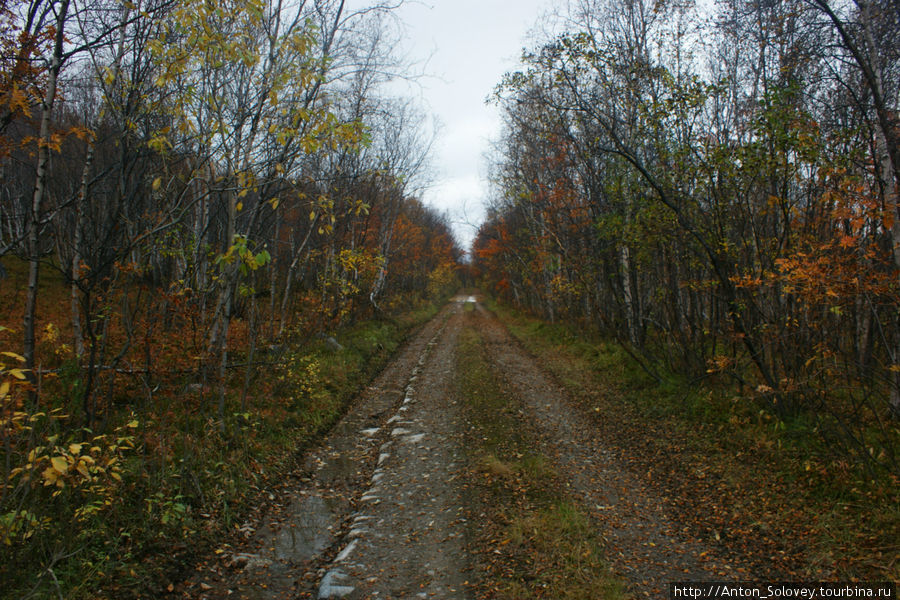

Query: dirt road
[182,295,751,599]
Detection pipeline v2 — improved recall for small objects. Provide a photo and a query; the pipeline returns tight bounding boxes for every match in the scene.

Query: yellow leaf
[0,381,9,399]
[152,177,162,191]
[236,201,243,211]
[126,419,139,428]
[51,456,69,474]
[8,369,27,380]
[69,443,83,455]
[110,472,122,482]
[76,461,90,478]
[1,351,25,362]
[42,466,60,486]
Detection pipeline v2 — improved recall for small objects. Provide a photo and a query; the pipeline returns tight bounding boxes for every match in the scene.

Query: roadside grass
[485,299,900,581]
[454,324,625,600]
[0,255,444,600]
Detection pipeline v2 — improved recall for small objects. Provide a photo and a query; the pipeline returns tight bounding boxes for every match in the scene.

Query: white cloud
[381,0,553,249]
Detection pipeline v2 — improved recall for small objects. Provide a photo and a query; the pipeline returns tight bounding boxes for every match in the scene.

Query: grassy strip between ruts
[484,299,900,581]
[2,300,442,600]
[454,309,625,600]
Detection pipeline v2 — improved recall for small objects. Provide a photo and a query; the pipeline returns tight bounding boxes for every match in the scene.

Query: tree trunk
[24,0,70,399]
[621,244,640,348]
[71,138,94,358]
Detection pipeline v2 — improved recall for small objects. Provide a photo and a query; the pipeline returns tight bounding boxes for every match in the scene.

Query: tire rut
[183,298,475,600]
[469,301,756,597]
[314,300,472,599]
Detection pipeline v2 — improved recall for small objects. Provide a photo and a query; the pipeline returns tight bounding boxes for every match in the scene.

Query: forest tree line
[0,0,460,594]
[475,0,899,474]
[0,0,461,408]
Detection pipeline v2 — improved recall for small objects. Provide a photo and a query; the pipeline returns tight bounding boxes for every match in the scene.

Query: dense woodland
[475,0,900,477]
[0,0,461,595]
[2,0,899,595]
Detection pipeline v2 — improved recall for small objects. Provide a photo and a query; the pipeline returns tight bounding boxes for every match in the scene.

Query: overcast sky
[385,0,554,253]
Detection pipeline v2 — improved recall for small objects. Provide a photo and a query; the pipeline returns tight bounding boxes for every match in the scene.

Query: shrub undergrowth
[0,292,441,600]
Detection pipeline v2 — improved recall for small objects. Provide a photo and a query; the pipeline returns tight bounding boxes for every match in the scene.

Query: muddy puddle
[270,495,335,562]
[213,493,339,599]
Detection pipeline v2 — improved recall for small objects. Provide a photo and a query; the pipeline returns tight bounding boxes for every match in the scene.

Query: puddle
[272,495,336,562]
[221,483,340,599]
[318,452,359,481]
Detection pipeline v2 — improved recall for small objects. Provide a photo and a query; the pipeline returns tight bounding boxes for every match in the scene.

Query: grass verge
[485,299,900,581]
[454,321,625,600]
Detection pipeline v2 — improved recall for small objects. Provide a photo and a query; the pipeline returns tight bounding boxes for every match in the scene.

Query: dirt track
[182,295,753,599]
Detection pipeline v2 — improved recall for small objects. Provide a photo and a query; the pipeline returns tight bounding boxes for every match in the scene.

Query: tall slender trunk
[24,0,70,400]
[279,214,318,335]
[269,207,280,336]
[370,194,398,309]
[207,186,238,431]
[71,138,94,358]
[621,244,639,347]
[859,1,900,415]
